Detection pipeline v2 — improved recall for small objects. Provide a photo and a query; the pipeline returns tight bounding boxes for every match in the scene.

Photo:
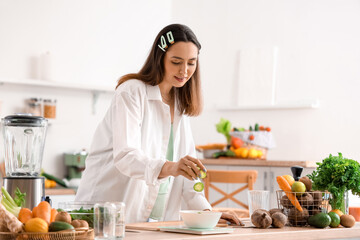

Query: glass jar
[43,99,57,119]
[26,98,42,116]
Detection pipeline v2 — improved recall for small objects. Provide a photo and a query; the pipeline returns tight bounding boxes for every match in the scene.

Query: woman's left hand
[219,211,244,226]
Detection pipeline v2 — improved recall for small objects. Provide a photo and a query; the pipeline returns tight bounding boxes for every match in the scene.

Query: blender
[1,115,48,209]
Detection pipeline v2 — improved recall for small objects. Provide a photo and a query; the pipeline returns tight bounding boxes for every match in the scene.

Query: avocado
[308,213,331,228]
[49,221,75,232]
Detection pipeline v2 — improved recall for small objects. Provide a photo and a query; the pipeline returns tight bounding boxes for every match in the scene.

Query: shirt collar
[146,84,162,101]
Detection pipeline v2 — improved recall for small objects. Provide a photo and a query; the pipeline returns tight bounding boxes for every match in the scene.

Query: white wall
[172,0,360,161]
[1,0,359,179]
[0,0,172,177]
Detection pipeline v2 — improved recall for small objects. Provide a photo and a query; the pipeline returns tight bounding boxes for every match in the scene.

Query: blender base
[3,176,45,209]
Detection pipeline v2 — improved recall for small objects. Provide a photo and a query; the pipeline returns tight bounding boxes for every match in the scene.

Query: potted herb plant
[308,153,360,213]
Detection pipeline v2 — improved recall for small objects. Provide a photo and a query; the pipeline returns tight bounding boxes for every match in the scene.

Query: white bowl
[180,210,222,229]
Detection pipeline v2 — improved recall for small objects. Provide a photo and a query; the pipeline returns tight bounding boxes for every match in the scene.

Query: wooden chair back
[204,169,258,209]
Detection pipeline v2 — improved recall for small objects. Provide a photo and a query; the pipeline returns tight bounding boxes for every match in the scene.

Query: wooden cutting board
[126,221,184,231]
[125,220,244,231]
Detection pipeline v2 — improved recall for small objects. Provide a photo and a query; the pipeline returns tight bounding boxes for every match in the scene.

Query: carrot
[32,206,38,218]
[50,208,58,223]
[36,201,51,225]
[18,208,32,224]
[276,176,303,212]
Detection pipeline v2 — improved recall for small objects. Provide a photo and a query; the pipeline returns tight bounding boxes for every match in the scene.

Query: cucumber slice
[193,182,204,192]
[196,167,207,179]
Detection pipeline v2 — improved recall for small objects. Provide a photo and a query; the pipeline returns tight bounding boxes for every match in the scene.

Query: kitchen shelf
[217,99,320,111]
[0,78,114,92]
[0,78,115,114]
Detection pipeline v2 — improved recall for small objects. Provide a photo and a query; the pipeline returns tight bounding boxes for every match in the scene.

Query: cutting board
[126,221,239,231]
[126,221,184,231]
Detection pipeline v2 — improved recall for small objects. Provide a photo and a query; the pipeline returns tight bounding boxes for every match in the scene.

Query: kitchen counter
[201,158,317,168]
[45,187,76,195]
[125,221,360,240]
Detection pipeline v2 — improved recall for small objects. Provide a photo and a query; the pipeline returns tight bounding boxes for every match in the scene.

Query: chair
[204,170,258,211]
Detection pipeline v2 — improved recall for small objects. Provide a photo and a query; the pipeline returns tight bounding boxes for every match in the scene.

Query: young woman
[76,24,241,225]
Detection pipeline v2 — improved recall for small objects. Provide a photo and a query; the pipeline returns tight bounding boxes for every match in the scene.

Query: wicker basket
[276,190,331,226]
[0,229,94,240]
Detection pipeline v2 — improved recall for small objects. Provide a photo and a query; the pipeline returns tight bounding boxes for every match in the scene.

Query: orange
[234,147,248,158]
[330,209,344,217]
[282,175,295,186]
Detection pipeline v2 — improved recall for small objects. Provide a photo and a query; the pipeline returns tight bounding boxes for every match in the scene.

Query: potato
[55,211,72,224]
[71,220,89,229]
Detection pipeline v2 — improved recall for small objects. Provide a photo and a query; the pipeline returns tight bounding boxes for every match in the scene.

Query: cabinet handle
[270,171,274,193]
[263,172,268,190]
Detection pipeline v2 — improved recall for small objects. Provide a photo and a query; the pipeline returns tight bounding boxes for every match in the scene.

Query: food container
[58,202,95,228]
[43,98,57,119]
[196,143,226,159]
[276,190,331,226]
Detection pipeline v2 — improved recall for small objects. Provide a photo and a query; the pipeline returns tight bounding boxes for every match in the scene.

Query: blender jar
[2,115,48,177]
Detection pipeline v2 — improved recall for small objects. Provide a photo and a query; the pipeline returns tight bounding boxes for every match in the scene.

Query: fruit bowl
[276,190,331,226]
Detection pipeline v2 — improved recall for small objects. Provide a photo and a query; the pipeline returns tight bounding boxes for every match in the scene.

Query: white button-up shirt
[75,79,211,223]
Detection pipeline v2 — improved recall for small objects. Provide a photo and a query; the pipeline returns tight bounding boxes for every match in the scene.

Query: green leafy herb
[308,153,360,212]
[14,187,26,207]
[216,118,232,144]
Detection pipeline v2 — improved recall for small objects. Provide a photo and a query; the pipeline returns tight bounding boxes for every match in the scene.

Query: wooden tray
[0,228,94,240]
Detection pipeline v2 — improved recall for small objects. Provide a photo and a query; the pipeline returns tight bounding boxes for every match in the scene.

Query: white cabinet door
[50,194,76,209]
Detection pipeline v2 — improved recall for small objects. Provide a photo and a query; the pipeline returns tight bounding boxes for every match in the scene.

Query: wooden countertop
[201,159,317,168]
[125,221,360,240]
[45,187,76,195]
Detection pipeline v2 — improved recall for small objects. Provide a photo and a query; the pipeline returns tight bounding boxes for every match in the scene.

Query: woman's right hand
[159,155,206,180]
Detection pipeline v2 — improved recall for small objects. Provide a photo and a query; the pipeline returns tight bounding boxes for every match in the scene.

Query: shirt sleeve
[181,117,212,210]
[112,90,166,186]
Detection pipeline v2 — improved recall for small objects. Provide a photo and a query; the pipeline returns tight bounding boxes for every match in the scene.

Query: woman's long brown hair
[116,24,203,116]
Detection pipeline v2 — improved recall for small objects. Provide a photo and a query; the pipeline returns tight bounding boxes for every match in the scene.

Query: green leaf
[14,187,26,207]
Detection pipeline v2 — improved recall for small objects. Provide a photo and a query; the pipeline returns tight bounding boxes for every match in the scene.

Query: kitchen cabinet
[201,159,316,209]
[45,188,76,209]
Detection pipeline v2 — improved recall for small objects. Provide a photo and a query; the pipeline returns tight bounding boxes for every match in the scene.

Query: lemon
[257,150,263,158]
[282,175,295,186]
[248,148,258,158]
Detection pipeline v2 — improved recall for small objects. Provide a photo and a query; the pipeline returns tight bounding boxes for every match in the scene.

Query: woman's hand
[159,155,206,180]
[219,211,244,226]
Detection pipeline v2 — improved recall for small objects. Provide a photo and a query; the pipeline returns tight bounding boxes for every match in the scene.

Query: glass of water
[247,190,270,216]
[94,202,125,240]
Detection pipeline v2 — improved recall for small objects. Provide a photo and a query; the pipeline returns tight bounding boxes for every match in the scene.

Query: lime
[196,167,207,179]
[328,212,341,228]
[291,181,306,196]
[193,182,204,192]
